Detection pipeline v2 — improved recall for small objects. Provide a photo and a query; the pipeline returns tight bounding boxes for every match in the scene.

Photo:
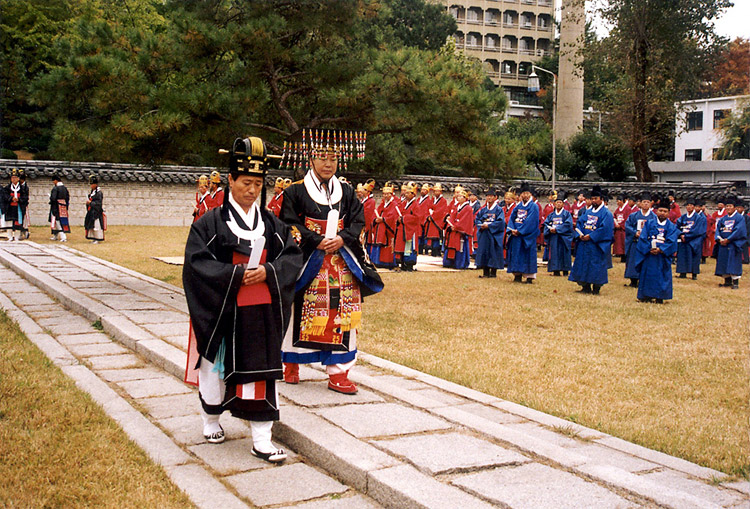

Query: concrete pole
[557,0,585,142]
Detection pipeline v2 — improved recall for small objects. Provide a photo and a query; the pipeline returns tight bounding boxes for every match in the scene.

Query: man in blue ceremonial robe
[474,188,505,278]
[506,182,540,284]
[543,192,573,276]
[675,197,707,280]
[623,193,655,288]
[715,196,747,290]
[568,187,613,294]
[634,200,680,303]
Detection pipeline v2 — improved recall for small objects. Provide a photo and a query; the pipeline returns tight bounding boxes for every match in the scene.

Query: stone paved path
[0,241,747,509]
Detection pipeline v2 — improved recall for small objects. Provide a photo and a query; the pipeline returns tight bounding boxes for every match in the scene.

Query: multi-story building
[674,95,749,162]
[440,0,555,110]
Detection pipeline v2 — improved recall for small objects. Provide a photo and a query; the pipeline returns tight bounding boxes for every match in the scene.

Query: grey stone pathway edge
[0,241,748,509]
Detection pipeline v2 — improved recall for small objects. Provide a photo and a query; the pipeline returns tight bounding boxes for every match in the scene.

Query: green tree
[31,0,514,180]
[591,0,732,181]
[0,0,79,153]
[379,0,457,51]
[715,101,750,160]
[567,129,631,181]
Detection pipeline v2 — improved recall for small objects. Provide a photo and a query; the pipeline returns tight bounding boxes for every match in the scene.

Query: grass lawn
[24,225,750,477]
[0,310,192,507]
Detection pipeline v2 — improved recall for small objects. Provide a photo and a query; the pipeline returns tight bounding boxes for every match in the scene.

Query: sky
[581,1,749,41]
[713,2,750,41]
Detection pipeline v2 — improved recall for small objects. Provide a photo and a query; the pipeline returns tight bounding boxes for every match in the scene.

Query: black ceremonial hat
[591,185,602,198]
[519,182,532,194]
[89,174,98,184]
[684,196,696,205]
[228,137,268,176]
[486,187,498,196]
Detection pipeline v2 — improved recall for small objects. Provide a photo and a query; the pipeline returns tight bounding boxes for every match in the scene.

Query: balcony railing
[538,0,552,6]
[502,46,518,54]
[537,24,552,31]
[465,43,483,50]
[466,19,483,25]
[503,22,517,28]
[521,23,535,30]
[485,45,502,52]
[486,71,500,78]
[485,20,501,26]
[519,48,536,55]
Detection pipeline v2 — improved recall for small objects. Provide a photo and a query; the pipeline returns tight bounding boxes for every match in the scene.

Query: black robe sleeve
[279,182,325,255]
[182,210,247,360]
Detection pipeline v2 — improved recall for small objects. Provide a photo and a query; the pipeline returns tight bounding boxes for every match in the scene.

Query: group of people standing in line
[0,169,106,243]
[183,133,382,463]
[297,179,745,302]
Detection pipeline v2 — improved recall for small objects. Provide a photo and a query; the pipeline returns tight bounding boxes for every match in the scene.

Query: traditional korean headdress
[421,183,431,191]
[433,183,443,192]
[364,178,376,192]
[210,171,222,184]
[18,169,26,180]
[403,181,417,194]
[274,177,285,189]
[197,174,209,187]
[10,168,19,177]
[89,175,98,185]
[382,181,394,194]
[280,128,367,180]
[227,137,268,177]
[283,178,292,189]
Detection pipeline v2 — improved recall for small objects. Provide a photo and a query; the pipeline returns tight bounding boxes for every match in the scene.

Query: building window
[686,111,703,131]
[684,149,702,161]
[713,109,729,129]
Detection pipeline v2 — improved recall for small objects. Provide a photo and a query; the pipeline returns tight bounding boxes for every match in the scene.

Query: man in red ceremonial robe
[267,177,286,217]
[372,183,400,268]
[206,170,225,211]
[424,183,448,257]
[442,187,474,269]
[193,175,210,223]
[571,190,587,227]
[416,183,432,254]
[394,182,421,271]
[360,179,377,257]
[667,190,681,224]
[613,194,631,261]
[700,200,714,262]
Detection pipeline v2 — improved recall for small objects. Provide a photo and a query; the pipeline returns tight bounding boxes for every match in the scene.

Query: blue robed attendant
[675,198,706,279]
[623,194,656,287]
[715,197,747,290]
[474,188,506,278]
[634,204,680,302]
[568,188,613,294]
[505,183,540,283]
[543,197,572,275]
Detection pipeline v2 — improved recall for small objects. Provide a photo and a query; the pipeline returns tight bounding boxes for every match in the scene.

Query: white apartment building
[674,95,749,162]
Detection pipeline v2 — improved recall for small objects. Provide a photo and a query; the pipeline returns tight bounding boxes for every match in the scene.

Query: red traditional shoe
[283,363,299,384]
[327,372,358,394]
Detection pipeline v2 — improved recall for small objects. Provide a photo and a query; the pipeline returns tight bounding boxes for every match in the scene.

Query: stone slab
[25,333,78,366]
[226,462,348,507]
[97,367,166,383]
[723,480,750,497]
[640,469,747,508]
[85,354,143,370]
[142,322,190,338]
[572,443,658,473]
[373,432,530,475]
[110,408,193,467]
[115,299,170,311]
[122,309,186,324]
[67,342,130,358]
[504,421,588,449]
[20,304,64,314]
[298,365,329,381]
[8,291,56,306]
[157,414,251,446]
[188,437,297,476]
[357,374,430,390]
[134,338,185,379]
[118,376,192,399]
[55,332,111,346]
[491,400,607,440]
[164,464,249,509]
[315,403,452,438]
[44,318,97,335]
[410,388,467,407]
[452,463,634,509]
[280,381,384,407]
[278,494,382,509]
[273,405,400,493]
[162,335,188,350]
[368,464,495,509]
[138,393,202,420]
[452,402,526,425]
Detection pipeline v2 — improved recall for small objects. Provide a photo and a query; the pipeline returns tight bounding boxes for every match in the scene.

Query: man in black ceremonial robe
[183,137,302,463]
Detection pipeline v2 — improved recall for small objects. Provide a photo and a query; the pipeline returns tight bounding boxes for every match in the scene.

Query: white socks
[201,411,223,436]
[251,420,275,453]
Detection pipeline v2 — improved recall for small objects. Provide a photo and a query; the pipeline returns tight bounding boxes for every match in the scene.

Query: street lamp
[527,65,557,192]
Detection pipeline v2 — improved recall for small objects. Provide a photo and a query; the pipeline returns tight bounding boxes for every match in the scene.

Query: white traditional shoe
[251,447,287,463]
[50,235,57,240]
[204,428,225,444]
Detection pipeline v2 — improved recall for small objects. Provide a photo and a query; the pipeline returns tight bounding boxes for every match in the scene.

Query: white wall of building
[674,95,749,161]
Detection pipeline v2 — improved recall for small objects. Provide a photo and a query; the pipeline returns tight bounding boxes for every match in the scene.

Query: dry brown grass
[0,311,193,508]
[25,225,750,477]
